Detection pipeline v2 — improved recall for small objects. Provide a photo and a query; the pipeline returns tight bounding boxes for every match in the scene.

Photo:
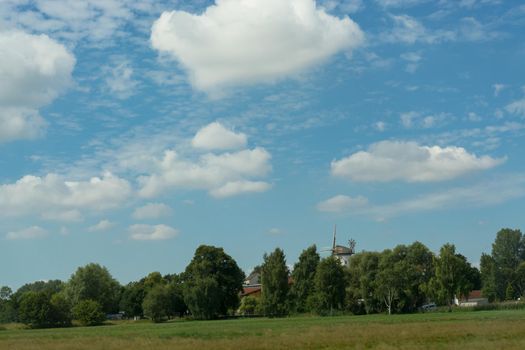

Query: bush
[73,300,105,326]
[18,291,71,328]
[239,296,260,316]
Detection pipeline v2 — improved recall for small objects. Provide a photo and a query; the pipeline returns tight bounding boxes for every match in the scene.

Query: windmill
[321,225,356,267]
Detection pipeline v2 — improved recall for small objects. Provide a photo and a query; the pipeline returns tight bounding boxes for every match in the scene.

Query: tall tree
[183,245,244,319]
[428,244,471,311]
[491,228,524,300]
[290,245,320,312]
[261,248,290,316]
[312,257,346,315]
[480,253,497,302]
[346,252,382,314]
[64,263,121,313]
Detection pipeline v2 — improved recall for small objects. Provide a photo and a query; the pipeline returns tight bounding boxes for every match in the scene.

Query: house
[454,290,489,307]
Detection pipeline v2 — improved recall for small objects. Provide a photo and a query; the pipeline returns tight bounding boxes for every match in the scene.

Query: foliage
[480,253,497,302]
[239,296,260,315]
[183,245,244,319]
[72,300,105,326]
[311,257,345,315]
[290,245,319,313]
[166,277,187,317]
[18,291,71,328]
[346,251,382,314]
[261,248,290,317]
[142,285,169,323]
[64,263,121,314]
[427,244,473,311]
[119,282,146,318]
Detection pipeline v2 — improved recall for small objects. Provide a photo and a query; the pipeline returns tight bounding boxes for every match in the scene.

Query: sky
[1,0,525,289]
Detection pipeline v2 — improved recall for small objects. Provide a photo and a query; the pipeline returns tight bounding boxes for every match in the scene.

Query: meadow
[1,309,525,350]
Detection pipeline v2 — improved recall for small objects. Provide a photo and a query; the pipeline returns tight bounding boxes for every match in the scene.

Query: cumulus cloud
[129,224,179,241]
[0,173,132,219]
[192,122,247,151]
[0,31,75,143]
[132,203,172,220]
[88,219,115,232]
[138,148,272,198]
[331,141,505,182]
[6,226,48,240]
[506,98,525,117]
[317,194,368,212]
[151,0,364,92]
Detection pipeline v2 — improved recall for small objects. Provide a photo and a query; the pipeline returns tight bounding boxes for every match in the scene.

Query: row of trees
[0,228,523,327]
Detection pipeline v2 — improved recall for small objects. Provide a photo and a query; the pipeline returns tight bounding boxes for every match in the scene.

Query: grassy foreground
[2,309,525,350]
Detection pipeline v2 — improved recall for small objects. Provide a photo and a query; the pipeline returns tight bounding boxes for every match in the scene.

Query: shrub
[239,296,260,316]
[18,291,71,328]
[73,300,105,326]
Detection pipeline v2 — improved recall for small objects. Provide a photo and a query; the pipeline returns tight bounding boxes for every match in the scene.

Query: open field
[2,309,525,350]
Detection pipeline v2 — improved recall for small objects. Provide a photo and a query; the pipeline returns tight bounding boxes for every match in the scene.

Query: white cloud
[0,31,75,143]
[400,51,422,73]
[129,224,179,241]
[321,175,525,220]
[331,141,505,182]
[506,98,525,117]
[6,226,48,240]
[0,173,132,218]
[138,147,272,198]
[105,61,138,99]
[267,227,283,235]
[210,180,271,198]
[41,210,83,222]
[375,0,428,7]
[151,0,364,92]
[317,194,368,212]
[132,203,172,220]
[88,219,115,232]
[320,0,364,13]
[0,108,47,143]
[192,122,247,151]
[493,83,505,97]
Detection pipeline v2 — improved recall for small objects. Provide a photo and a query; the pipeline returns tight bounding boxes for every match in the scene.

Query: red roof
[241,285,262,297]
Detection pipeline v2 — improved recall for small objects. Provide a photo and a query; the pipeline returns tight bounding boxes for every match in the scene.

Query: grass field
[2,309,525,349]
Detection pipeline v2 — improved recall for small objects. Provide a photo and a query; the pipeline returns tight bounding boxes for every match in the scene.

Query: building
[330,225,355,267]
[454,290,489,307]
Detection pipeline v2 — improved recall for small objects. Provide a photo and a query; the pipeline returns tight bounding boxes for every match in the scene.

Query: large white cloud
[139,147,272,198]
[210,180,272,198]
[151,0,364,92]
[129,224,179,241]
[0,30,75,142]
[192,122,247,151]
[331,141,505,182]
[0,173,132,219]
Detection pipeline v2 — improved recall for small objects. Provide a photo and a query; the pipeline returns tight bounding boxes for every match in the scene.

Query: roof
[241,284,262,297]
[460,290,485,301]
[334,245,353,255]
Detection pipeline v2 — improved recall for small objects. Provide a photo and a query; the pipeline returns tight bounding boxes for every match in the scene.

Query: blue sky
[1,0,525,289]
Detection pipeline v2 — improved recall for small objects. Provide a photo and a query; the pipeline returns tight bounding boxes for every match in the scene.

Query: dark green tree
[166,276,187,318]
[72,299,105,326]
[290,245,320,313]
[312,257,346,315]
[18,291,71,328]
[480,253,497,302]
[119,281,146,318]
[491,228,524,300]
[183,245,244,319]
[142,285,170,323]
[346,251,382,314]
[261,248,289,317]
[64,263,121,313]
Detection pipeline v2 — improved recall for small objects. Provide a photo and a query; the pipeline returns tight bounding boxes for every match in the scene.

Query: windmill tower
[330,225,355,267]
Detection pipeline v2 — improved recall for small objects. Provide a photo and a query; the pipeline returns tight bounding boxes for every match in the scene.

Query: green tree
[480,253,497,302]
[491,228,524,300]
[142,285,169,323]
[376,249,403,315]
[346,252,381,314]
[312,257,346,315]
[166,277,187,318]
[119,281,146,318]
[0,286,12,301]
[64,263,121,313]
[428,244,471,311]
[261,248,289,317]
[18,291,71,328]
[239,296,260,315]
[183,245,244,319]
[72,300,105,326]
[290,245,320,313]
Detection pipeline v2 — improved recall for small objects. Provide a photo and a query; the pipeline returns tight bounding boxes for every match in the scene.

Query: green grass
[2,309,525,349]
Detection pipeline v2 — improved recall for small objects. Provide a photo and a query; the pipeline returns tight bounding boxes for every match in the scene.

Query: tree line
[0,228,523,328]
